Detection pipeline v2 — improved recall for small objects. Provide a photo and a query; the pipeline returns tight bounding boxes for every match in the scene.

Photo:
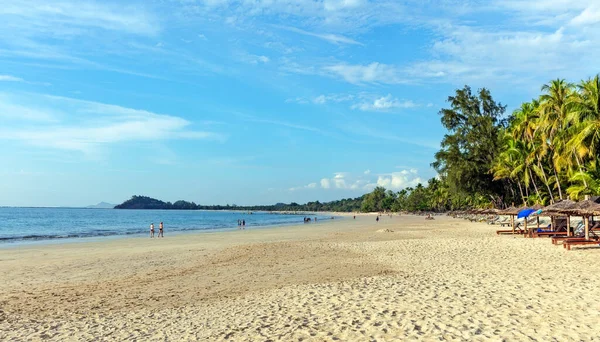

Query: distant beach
[2,215,599,340]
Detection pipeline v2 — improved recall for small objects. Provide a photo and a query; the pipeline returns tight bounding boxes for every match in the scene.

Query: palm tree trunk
[552,167,563,200]
[516,180,526,205]
[537,159,554,203]
[575,155,588,188]
[528,168,541,202]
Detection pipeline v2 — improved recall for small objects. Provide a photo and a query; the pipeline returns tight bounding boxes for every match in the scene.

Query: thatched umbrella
[481,208,498,215]
[561,200,600,239]
[541,200,577,236]
[499,206,525,234]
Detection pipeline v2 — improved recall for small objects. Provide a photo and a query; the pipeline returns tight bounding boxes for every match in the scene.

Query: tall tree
[432,85,506,205]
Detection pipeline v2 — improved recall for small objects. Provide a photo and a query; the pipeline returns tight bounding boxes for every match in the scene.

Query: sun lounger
[564,239,600,250]
[555,222,600,247]
[528,217,570,238]
[487,216,500,224]
[496,222,524,235]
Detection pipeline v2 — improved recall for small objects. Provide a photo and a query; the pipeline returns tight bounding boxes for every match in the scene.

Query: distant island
[86,202,116,209]
[114,195,365,212]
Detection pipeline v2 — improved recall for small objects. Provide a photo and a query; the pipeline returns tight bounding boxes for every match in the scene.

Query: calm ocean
[0,208,333,245]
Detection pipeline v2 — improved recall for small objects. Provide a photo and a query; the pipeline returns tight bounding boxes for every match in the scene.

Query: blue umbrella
[517,208,537,219]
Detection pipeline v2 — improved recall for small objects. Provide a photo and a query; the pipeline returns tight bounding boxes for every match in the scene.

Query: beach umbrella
[517,208,536,219]
[561,199,600,239]
[541,200,577,235]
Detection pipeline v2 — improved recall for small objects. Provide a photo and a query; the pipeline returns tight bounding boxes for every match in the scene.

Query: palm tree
[539,79,574,200]
[567,75,600,162]
[511,100,554,203]
[492,133,527,205]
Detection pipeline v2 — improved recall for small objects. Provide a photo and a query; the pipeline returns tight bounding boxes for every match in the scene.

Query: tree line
[432,75,600,209]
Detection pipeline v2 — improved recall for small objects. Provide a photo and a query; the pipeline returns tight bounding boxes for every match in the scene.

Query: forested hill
[114,195,366,212]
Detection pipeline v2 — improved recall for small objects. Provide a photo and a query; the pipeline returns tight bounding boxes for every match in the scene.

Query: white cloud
[289,93,417,112]
[570,4,600,25]
[323,62,403,84]
[0,75,24,82]
[239,53,270,64]
[274,25,361,45]
[324,0,365,12]
[376,169,423,190]
[313,93,354,104]
[0,93,224,154]
[290,169,423,193]
[289,182,318,191]
[198,33,208,40]
[352,95,417,112]
[1,0,159,36]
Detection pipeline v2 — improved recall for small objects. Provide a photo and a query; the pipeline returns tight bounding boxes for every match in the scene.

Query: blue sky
[1,0,600,206]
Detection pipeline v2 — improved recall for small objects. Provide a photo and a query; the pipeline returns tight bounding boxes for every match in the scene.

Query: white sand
[1,215,599,341]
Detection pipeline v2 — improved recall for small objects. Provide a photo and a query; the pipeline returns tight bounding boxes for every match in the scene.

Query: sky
[1,0,600,207]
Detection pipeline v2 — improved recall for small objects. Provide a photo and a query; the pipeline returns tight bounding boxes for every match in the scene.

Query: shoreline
[0,210,346,249]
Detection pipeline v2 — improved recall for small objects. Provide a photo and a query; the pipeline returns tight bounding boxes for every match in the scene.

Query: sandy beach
[2,215,600,341]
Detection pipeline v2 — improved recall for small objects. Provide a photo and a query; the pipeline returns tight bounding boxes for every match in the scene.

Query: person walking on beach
[376,216,379,223]
[150,223,155,238]
[158,222,164,237]
[242,219,245,229]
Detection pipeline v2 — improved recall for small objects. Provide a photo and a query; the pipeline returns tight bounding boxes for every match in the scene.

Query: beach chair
[559,222,600,250]
[551,221,594,244]
[493,216,508,226]
[530,218,569,238]
[500,217,512,227]
[496,222,524,235]
[487,215,500,225]
[564,237,600,250]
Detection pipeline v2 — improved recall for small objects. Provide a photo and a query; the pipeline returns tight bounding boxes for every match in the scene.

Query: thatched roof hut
[541,200,577,216]
[480,208,498,215]
[561,200,600,216]
[499,206,523,215]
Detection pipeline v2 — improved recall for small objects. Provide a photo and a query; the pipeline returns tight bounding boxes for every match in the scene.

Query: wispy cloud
[273,25,362,45]
[238,52,270,64]
[351,95,417,112]
[1,0,159,36]
[0,75,24,82]
[0,92,225,154]
[323,62,404,84]
[238,113,324,134]
[287,93,418,112]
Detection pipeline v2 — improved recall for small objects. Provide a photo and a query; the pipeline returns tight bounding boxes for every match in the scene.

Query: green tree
[432,85,506,203]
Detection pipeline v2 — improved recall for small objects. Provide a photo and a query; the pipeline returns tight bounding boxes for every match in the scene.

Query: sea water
[0,208,333,245]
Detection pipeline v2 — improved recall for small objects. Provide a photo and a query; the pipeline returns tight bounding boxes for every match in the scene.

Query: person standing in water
[376,216,379,223]
[158,222,164,238]
[242,219,245,229]
[150,223,155,238]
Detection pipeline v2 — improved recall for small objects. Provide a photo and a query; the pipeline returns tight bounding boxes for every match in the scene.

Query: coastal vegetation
[432,76,600,209]
[117,75,600,213]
